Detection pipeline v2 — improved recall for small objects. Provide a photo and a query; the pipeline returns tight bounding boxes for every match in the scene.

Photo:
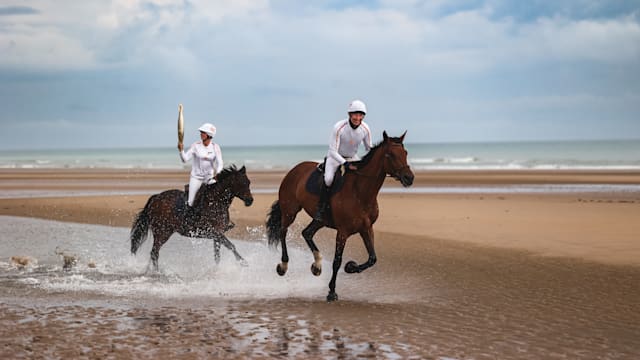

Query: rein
[353,169,380,178]
[352,143,409,179]
[355,164,409,178]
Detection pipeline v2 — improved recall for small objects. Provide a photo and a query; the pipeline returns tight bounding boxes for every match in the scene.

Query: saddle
[177,183,234,234]
[305,159,345,196]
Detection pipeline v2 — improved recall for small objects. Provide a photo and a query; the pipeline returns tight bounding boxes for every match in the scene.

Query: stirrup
[184,204,195,219]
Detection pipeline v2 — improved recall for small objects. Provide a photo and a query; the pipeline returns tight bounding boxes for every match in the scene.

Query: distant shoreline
[1,137,639,152]
[2,168,640,199]
[2,139,639,170]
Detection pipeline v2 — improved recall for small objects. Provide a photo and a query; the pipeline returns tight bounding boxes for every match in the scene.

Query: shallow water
[0,216,342,303]
[2,216,639,359]
[0,216,432,358]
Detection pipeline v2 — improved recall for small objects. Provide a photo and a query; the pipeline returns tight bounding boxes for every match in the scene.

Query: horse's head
[382,131,414,187]
[215,165,253,206]
[229,165,254,206]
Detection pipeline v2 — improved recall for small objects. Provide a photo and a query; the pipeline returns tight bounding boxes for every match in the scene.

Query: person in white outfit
[315,99,373,221]
[177,123,223,208]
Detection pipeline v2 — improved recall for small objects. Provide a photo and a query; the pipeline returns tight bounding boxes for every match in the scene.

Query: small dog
[10,256,36,269]
[55,247,78,271]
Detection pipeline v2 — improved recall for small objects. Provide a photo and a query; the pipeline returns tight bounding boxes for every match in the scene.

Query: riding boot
[184,184,190,206]
[314,184,330,221]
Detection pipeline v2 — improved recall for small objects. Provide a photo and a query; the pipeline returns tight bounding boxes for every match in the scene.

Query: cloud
[2,1,638,74]
[0,0,639,148]
[0,6,39,16]
[515,15,640,64]
[0,26,96,70]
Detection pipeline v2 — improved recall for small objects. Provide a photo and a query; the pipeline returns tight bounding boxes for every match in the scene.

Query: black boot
[185,204,195,218]
[314,184,330,221]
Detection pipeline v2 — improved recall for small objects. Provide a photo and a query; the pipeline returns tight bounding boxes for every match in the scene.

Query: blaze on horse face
[232,166,254,206]
[382,131,414,187]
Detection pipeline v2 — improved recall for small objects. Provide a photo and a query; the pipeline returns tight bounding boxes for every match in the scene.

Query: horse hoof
[311,263,322,276]
[344,261,359,274]
[276,263,287,276]
[326,292,338,302]
[239,259,249,267]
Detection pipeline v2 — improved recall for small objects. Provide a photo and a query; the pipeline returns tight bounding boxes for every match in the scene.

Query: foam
[0,216,331,301]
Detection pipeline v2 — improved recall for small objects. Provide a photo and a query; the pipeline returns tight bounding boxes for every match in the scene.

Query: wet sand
[1,169,640,358]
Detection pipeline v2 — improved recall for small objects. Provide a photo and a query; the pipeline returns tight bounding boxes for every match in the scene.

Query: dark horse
[130,165,253,270]
[266,131,414,301]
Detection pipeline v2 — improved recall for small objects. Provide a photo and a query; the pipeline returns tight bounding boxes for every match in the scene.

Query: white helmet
[348,99,367,114]
[198,123,217,138]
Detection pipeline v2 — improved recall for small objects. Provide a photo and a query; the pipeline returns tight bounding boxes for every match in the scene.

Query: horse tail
[266,200,283,248]
[130,196,153,255]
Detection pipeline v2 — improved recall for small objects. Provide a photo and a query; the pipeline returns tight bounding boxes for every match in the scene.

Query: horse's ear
[240,165,246,173]
[383,131,388,142]
[400,131,407,142]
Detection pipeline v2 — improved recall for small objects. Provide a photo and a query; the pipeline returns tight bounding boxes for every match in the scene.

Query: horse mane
[354,135,403,168]
[216,164,240,183]
[192,165,240,207]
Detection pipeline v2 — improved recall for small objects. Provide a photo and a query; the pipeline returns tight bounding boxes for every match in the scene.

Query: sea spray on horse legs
[130,165,253,270]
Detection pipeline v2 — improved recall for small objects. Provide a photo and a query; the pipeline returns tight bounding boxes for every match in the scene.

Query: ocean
[1,139,639,171]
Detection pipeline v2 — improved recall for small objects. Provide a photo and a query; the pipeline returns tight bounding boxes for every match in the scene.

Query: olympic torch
[177,104,184,146]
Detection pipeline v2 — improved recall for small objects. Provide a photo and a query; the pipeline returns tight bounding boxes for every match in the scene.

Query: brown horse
[266,131,414,301]
[130,165,253,270]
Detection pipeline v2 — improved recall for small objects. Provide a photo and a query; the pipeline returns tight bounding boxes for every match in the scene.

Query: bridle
[389,164,411,180]
[353,142,410,179]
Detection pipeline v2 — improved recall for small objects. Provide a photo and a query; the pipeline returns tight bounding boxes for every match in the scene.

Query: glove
[205,177,217,185]
[339,161,351,176]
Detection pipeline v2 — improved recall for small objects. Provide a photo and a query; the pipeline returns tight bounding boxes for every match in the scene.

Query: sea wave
[1,140,639,170]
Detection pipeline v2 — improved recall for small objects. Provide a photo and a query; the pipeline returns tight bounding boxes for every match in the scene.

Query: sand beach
[1,168,640,359]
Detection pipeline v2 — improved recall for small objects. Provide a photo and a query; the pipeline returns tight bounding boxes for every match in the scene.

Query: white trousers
[187,176,204,206]
[323,156,358,187]
[188,175,216,206]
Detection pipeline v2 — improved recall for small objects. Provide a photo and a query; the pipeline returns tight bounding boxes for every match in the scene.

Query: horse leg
[150,229,171,271]
[276,226,290,276]
[213,238,222,264]
[223,208,235,232]
[224,221,236,232]
[215,233,248,267]
[302,220,324,276]
[275,205,299,276]
[345,226,377,274]
[327,231,348,302]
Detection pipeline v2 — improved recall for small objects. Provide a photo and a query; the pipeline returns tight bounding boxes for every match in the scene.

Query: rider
[314,99,373,221]
[177,123,223,211]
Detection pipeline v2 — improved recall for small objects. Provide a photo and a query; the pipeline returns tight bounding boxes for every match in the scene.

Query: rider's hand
[340,161,356,175]
[177,143,184,151]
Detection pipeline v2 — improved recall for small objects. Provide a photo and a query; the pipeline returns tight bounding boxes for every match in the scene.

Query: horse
[130,165,253,270]
[266,131,414,301]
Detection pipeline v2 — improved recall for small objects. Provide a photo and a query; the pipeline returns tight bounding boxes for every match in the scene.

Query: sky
[1,0,639,150]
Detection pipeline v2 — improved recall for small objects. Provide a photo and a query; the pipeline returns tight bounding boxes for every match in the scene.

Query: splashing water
[0,216,332,302]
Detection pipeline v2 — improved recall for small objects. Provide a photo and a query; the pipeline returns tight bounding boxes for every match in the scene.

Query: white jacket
[180,141,223,181]
[327,119,372,163]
